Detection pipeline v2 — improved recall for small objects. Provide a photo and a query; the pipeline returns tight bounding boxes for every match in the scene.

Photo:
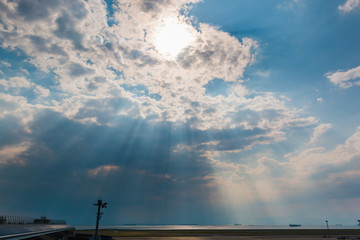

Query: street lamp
[93,199,107,240]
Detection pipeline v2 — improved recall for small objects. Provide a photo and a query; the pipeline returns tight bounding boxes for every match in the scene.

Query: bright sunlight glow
[155,19,195,58]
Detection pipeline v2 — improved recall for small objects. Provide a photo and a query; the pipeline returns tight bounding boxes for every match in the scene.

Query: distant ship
[289,224,301,227]
[33,216,66,225]
[33,216,50,224]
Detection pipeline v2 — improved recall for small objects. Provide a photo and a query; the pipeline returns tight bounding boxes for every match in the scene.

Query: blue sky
[0,0,360,226]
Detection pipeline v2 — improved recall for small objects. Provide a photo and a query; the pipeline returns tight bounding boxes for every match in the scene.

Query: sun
[154,18,195,58]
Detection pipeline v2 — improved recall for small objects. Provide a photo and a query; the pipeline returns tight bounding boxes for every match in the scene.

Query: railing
[0,215,66,225]
[0,215,34,225]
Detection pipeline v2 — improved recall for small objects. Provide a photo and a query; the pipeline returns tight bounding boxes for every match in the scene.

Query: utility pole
[93,199,107,240]
[325,220,330,238]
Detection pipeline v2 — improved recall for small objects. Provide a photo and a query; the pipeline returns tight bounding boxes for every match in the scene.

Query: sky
[0,0,360,226]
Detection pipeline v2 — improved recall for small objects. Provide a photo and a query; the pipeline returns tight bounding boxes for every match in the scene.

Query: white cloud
[338,0,360,13]
[309,123,332,144]
[205,125,360,209]
[288,126,360,177]
[0,93,56,133]
[277,0,302,11]
[0,76,51,99]
[0,61,11,67]
[255,70,270,78]
[317,97,324,103]
[326,65,360,88]
[0,141,31,165]
[0,76,31,90]
[0,0,317,148]
[88,165,120,177]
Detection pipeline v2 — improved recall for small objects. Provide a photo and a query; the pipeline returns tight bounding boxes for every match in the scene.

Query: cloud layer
[1,0,359,225]
[0,0,316,132]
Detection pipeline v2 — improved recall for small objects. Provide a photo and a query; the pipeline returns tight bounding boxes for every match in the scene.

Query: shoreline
[74,225,360,230]
[76,228,360,239]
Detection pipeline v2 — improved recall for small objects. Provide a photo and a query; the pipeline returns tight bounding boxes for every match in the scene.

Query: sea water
[75,224,360,230]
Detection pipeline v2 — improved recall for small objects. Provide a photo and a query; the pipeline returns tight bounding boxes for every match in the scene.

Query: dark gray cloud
[0,107,283,224]
[68,63,94,77]
[117,46,159,67]
[140,0,167,13]
[16,0,60,21]
[28,35,67,56]
[310,157,360,199]
[0,109,221,224]
[54,12,85,50]
[15,0,87,22]
[72,97,136,124]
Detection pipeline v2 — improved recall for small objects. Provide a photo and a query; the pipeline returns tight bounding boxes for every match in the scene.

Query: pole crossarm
[93,199,107,240]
